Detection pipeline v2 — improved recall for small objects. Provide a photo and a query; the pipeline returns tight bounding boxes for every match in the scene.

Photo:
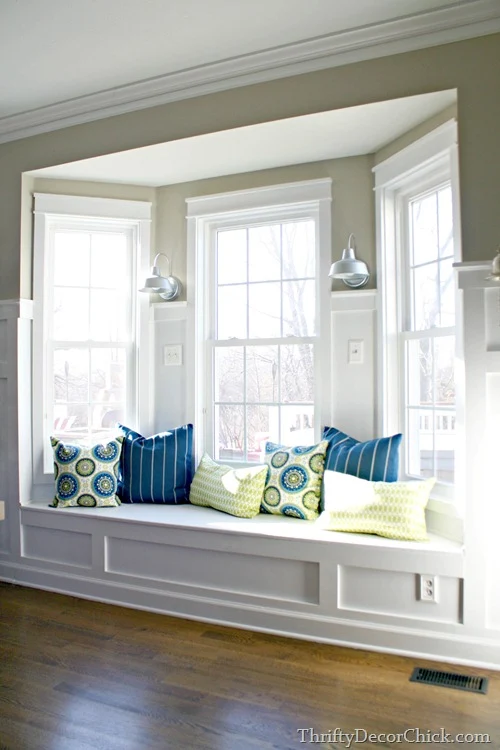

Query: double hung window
[374,121,462,506]
[187,180,332,463]
[32,194,151,483]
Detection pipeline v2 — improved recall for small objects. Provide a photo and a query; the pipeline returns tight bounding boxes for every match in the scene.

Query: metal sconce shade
[139,253,182,301]
[329,234,370,289]
[486,248,500,281]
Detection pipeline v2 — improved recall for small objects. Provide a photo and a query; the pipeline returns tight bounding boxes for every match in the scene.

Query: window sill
[426,495,464,544]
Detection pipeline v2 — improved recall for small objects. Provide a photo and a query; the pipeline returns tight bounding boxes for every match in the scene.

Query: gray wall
[156,155,376,298]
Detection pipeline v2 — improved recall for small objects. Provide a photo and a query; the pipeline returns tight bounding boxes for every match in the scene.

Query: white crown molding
[0,0,499,145]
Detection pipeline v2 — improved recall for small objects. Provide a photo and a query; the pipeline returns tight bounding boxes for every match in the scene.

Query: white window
[32,194,152,486]
[374,121,464,509]
[186,180,332,463]
[403,182,456,485]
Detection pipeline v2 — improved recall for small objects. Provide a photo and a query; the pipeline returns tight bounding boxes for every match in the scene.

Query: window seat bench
[0,501,466,666]
[22,500,462,553]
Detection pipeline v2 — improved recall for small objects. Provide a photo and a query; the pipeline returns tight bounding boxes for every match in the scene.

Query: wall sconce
[329,234,370,289]
[486,247,500,281]
[139,253,182,301]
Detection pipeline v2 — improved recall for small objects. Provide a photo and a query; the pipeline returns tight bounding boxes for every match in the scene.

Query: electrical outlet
[419,574,438,602]
[348,339,364,364]
[164,345,182,366]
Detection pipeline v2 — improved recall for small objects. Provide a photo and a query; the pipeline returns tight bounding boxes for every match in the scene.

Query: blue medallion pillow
[51,436,123,508]
[322,426,402,482]
[118,424,193,503]
[261,440,329,520]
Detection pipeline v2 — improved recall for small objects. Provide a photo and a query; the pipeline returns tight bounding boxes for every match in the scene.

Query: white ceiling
[0,0,497,143]
[29,91,456,187]
[0,0,459,117]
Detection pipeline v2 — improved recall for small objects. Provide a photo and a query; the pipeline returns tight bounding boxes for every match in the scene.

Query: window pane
[435,410,455,483]
[217,285,247,339]
[435,336,455,405]
[90,348,126,407]
[93,406,125,432]
[248,282,281,338]
[90,232,129,289]
[246,346,279,403]
[282,220,315,279]
[247,405,279,460]
[438,186,454,258]
[215,347,244,402]
[217,229,247,285]
[53,288,89,341]
[215,404,244,461]
[412,263,439,330]
[90,289,127,342]
[406,338,433,407]
[248,225,280,282]
[411,192,438,266]
[280,404,314,446]
[407,407,434,479]
[439,258,455,327]
[283,279,315,337]
[54,232,90,287]
[281,344,314,403]
[52,404,89,440]
[54,349,89,404]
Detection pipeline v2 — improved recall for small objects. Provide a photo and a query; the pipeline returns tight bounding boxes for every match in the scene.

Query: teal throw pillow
[262,440,329,520]
[51,436,123,508]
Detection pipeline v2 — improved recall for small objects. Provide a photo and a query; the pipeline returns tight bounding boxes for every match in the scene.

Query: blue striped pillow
[322,426,401,482]
[118,424,193,504]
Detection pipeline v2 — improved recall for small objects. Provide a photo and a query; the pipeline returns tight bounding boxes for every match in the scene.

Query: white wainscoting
[330,289,377,441]
[0,503,476,665]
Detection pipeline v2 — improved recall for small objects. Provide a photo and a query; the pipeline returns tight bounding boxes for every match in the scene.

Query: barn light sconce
[139,253,182,301]
[329,234,370,289]
[486,247,500,281]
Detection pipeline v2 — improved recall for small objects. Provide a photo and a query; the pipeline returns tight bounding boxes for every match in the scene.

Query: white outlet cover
[348,339,364,364]
[164,344,183,366]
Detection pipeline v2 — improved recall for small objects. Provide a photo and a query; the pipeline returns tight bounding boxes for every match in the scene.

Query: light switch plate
[164,345,183,366]
[348,339,364,364]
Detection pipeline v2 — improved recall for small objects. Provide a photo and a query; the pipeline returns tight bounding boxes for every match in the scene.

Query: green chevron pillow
[261,440,329,520]
[50,436,123,508]
[316,470,435,541]
[189,454,268,518]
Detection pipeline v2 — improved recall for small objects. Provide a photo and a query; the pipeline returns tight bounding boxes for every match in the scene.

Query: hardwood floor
[0,583,498,749]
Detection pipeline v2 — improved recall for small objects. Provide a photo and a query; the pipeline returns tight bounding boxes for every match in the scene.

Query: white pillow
[316,469,434,541]
[320,469,375,515]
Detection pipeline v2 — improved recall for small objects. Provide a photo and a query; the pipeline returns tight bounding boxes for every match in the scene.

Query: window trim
[32,193,153,490]
[186,179,332,464]
[373,120,465,525]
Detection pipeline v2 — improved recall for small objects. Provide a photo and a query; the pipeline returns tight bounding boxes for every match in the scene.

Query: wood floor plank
[1,582,499,750]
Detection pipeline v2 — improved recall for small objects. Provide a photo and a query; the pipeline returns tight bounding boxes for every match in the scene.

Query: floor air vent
[410,667,488,694]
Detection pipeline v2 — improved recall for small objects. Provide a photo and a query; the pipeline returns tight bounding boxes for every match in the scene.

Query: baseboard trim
[2,561,499,671]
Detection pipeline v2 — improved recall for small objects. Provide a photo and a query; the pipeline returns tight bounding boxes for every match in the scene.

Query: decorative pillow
[118,424,193,503]
[316,470,435,541]
[50,436,123,508]
[323,426,402,482]
[189,454,268,518]
[261,440,329,520]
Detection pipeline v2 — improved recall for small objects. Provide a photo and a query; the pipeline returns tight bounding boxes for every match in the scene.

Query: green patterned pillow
[316,470,435,541]
[189,454,267,518]
[51,436,123,508]
[261,440,329,520]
